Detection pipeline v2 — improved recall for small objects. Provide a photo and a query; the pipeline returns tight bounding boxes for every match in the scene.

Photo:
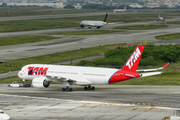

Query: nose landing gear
[62,86,73,92]
[84,85,95,91]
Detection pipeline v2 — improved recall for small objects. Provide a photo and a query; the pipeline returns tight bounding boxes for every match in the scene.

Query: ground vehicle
[8,81,24,87]
[8,81,31,87]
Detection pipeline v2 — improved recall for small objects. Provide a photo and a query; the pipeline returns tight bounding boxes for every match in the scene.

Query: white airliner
[18,45,169,92]
[157,14,165,21]
[113,6,126,13]
[80,13,108,29]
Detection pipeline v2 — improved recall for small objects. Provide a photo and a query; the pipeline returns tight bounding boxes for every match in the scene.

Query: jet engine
[32,77,50,88]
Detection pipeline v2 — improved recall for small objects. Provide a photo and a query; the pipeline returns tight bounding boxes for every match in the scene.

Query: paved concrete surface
[0,84,179,120]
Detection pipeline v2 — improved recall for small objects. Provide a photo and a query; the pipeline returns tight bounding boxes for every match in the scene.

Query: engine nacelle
[32,77,50,88]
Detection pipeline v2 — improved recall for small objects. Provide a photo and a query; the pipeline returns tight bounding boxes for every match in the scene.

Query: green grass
[115,72,180,85]
[167,21,180,24]
[0,44,125,74]
[155,33,180,40]
[0,76,32,84]
[53,30,120,35]
[113,25,168,30]
[0,36,59,46]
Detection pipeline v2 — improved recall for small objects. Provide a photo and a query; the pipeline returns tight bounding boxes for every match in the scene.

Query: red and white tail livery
[18,45,169,92]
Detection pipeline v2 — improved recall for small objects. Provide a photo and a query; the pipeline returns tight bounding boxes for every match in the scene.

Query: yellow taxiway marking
[102,104,104,107]
[125,108,129,111]
[158,108,161,110]
[119,108,123,111]
[112,104,114,107]
[147,108,151,110]
[118,104,120,107]
[130,108,134,111]
[138,103,140,105]
[152,108,156,110]
[143,103,145,105]
[91,104,93,107]
[177,105,179,107]
[97,104,99,107]
[141,108,145,111]
[107,104,109,107]
[148,103,150,105]
[133,103,135,105]
[86,104,88,106]
[136,108,139,111]
[81,104,83,106]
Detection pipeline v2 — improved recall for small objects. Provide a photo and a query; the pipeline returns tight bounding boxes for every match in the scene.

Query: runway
[0,84,179,119]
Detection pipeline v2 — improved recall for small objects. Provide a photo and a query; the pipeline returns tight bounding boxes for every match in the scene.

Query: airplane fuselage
[80,20,107,28]
[18,64,140,86]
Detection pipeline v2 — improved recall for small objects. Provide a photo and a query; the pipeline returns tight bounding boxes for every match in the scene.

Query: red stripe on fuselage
[108,70,141,84]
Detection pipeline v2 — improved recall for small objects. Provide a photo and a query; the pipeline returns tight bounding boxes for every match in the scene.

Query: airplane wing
[46,75,92,85]
[141,72,162,77]
[136,63,169,72]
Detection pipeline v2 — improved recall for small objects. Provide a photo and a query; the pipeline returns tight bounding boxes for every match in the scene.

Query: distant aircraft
[80,13,108,29]
[18,45,169,92]
[0,110,10,120]
[157,14,165,21]
[113,6,126,13]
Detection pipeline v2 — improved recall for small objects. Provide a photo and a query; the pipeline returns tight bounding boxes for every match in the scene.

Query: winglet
[161,63,169,69]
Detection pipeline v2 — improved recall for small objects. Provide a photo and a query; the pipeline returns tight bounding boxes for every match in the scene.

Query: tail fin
[124,6,126,10]
[103,13,108,22]
[122,45,145,72]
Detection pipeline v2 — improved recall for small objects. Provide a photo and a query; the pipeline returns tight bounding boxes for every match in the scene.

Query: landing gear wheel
[69,88,73,92]
[92,86,95,90]
[84,86,88,90]
[62,88,66,92]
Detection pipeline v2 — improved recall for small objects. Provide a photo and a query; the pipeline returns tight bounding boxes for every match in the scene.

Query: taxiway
[0,84,179,120]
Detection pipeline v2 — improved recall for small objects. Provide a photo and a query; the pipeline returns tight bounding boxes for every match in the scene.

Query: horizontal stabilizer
[141,72,162,77]
[137,63,169,72]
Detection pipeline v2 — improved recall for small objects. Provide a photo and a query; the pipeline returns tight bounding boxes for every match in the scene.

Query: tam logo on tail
[126,47,141,69]
[122,45,144,72]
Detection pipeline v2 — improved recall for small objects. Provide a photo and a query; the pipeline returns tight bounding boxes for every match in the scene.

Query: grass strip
[113,25,168,30]
[0,36,59,46]
[155,33,180,40]
[53,30,120,35]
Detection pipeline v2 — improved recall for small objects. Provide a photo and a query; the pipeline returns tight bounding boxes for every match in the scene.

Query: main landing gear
[62,86,73,92]
[84,85,95,91]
